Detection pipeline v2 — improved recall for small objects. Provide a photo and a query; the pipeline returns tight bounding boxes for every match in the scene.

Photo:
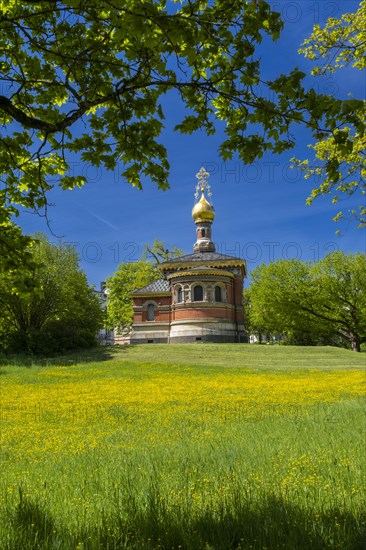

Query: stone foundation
[130,323,170,344]
[130,320,247,344]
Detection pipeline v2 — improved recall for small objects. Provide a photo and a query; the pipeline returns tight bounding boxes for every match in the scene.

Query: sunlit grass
[0,345,365,549]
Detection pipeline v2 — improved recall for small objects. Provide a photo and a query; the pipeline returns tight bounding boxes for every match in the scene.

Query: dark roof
[161,252,243,264]
[132,278,170,294]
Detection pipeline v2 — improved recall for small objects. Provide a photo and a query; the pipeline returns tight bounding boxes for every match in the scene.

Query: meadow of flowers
[0,344,365,549]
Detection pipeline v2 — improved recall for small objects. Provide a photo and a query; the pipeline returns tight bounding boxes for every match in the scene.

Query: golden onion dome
[192,189,215,222]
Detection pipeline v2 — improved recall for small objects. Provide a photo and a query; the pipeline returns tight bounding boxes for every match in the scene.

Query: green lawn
[0,345,365,549]
[2,343,365,369]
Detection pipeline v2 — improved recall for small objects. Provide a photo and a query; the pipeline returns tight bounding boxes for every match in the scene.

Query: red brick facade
[131,259,246,343]
[130,168,247,343]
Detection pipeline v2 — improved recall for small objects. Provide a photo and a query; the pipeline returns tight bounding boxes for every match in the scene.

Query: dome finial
[192,166,215,223]
[192,167,216,252]
[194,167,212,201]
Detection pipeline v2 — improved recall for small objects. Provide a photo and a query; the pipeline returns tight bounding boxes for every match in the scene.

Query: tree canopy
[106,260,160,335]
[0,234,103,354]
[247,252,366,352]
[2,0,365,266]
[294,0,366,227]
[106,240,182,333]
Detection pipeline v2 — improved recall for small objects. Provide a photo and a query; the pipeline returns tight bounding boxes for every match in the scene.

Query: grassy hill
[0,345,365,549]
[2,343,365,370]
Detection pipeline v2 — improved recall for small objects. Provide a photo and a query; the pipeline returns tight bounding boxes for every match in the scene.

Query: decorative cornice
[167,269,234,280]
[170,319,237,326]
[132,322,170,328]
[172,302,234,310]
[160,259,246,273]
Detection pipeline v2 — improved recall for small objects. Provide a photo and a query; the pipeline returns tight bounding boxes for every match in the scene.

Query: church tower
[192,167,216,253]
[130,167,247,344]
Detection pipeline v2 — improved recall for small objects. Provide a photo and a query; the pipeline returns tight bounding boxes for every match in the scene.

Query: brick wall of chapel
[133,295,171,323]
[132,271,245,325]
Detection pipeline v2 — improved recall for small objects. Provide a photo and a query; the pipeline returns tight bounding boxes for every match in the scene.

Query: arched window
[201,229,206,237]
[215,286,222,302]
[194,285,203,301]
[147,303,155,321]
[177,287,183,303]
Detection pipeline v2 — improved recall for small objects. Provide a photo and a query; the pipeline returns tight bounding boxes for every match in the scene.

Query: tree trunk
[350,333,361,352]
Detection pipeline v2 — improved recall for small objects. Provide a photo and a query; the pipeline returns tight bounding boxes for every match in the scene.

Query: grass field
[0,344,365,549]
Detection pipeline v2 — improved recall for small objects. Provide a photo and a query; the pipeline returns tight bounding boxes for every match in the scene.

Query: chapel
[130,167,247,343]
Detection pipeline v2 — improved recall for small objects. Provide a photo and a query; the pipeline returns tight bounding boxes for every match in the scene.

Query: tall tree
[248,252,366,351]
[307,252,366,352]
[249,260,313,339]
[105,260,159,335]
[293,0,366,227]
[2,0,364,264]
[106,240,182,333]
[0,234,103,353]
[0,222,35,273]
[244,288,276,344]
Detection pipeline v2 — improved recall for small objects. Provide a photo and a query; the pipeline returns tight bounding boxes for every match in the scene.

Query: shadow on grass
[0,345,130,368]
[5,493,366,550]
[7,492,57,550]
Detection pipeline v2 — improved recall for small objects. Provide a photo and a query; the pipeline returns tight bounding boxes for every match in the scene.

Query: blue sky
[18,0,365,287]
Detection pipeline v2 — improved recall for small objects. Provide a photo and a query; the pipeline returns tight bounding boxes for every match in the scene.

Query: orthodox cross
[194,167,213,202]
